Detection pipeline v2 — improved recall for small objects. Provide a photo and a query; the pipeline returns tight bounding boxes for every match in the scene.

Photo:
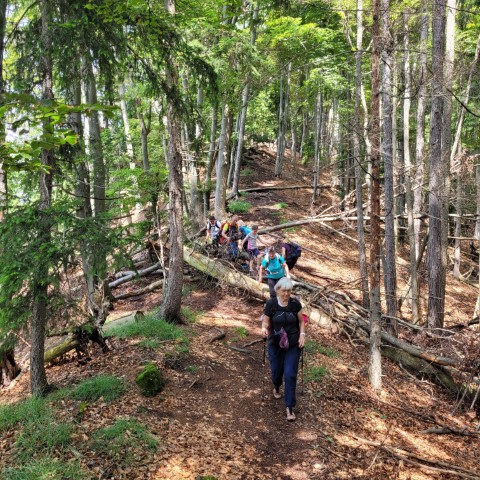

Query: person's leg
[287,258,298,270]
[268,342,285,391]
[283,346,301,409]
[267,278,278,298]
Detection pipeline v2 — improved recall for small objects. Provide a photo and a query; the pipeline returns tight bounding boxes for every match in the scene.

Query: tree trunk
[369,0,383,391]
[160,0,184,323]
[414,6,428,262]
[274,64,290,178]
[402,11,419,323]
[31,0,54,396]
[0,0,7,223]
[354,0,369,309]
[426,0,447,329]
[381,0,397,331]
[312,90,322,203]
[204,102,218,215]
[214,99,231,219]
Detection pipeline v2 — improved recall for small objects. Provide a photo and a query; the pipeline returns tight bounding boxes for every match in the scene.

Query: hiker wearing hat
[258,246,290,298]
[261,277,306,422]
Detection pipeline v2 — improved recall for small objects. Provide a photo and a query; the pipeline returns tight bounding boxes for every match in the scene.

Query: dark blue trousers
[268,342,301,408]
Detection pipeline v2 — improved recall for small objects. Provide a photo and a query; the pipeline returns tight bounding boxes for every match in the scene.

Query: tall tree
[160,0,184,323]
[30,0,55,396]
[369,0,382,391]
[426,0,447,329]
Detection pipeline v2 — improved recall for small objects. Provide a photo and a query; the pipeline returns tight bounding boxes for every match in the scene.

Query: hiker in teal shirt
[258,247,290,298]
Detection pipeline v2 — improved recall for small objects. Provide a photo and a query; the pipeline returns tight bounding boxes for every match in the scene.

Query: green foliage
[185,365,200,374]
[0,396,49,433]
[91,418,158,465]
[234,326,249,339]
[71,375,126,403]
[135,363,165,397]
[181,306,202,324]
[228,200,252,214]
[274,202,289,209]
[137,339,162,349]
[2,458,87,480]
[305,365,329,382]
[304,340,340,358]
[105,314,187,344]
[240,168,254,177]
[15,418,73,461]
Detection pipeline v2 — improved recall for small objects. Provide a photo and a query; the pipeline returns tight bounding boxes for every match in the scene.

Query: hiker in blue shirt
[258,247,290,298]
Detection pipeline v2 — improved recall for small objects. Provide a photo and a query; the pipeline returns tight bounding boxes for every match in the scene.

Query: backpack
[219,222,239,244]
[239,225,252,240]
[207,220,221,231]
[284,242,301,261]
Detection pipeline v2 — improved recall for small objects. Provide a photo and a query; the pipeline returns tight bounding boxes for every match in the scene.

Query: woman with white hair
[261,277,306,421]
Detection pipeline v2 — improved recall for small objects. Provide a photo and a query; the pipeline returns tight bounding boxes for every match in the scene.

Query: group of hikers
[205,214,305,422]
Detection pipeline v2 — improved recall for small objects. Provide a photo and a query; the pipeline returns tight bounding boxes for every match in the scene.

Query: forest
[0,0,480,478]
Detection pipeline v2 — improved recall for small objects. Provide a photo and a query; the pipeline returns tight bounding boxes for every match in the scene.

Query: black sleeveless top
[264,297,302,347]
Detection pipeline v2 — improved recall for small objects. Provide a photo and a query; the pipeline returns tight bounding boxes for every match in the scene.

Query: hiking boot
[286,407,296,421]
[273,388,282,399]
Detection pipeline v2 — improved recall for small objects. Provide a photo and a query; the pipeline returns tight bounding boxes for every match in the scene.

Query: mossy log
[44,336,80,363]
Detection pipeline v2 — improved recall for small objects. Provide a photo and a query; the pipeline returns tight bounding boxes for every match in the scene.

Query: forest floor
[1,145,480,480]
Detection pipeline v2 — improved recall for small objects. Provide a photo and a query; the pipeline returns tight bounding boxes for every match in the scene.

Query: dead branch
[207,327,226,344]
[113,279,163,300]
[421,427,479,437]
[109,263,162,288]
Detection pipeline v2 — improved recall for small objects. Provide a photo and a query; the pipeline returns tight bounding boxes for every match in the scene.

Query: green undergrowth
[228,200,252,213]
[3,458,87,480]
[72,375,126,402]
[305,365,329,383]
[304,340,340,358]
[274,202,289,209]
[91,418,158,465]
[105,312,188,345]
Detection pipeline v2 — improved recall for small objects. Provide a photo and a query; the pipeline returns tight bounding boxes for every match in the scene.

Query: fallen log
[113,279,164,300]
[109,262,162,288]
[226,184,310,200]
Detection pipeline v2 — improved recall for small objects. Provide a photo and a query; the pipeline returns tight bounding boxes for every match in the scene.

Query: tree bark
[204,101,218,216]
[312,90,322,203]
[274,64,290,178]
[426,0,447,329]
[160,0,184,323]
[402,10,419,322]
[353,0,369,309]
[214,99,231,218]
[0,0,7,222]
[369,0,382,391]
[381,0,397,331]
[31,0,54,396]
[414,6,429,261]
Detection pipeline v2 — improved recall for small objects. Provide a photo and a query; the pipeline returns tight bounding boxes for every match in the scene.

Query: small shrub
[228,200,252,214]
[92,418,158,465]
[274,202,289,209]
[72,375,126,402]
[305,365,329,383]
[240,168,254,177]
[2,458,86,480]
[138,339,162,349]
[136,363,164,397]
[233,326,249,340]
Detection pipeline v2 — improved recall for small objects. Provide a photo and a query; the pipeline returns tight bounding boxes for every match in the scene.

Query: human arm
[261,314,271,337]
[297,309,306,348]
[282,260,290,278]
[258,264,264,283]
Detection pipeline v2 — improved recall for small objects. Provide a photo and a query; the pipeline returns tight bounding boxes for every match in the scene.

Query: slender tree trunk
[214,100,231,218]
[137,101,152,171]
[160,0,184,323]
[312,90,322,203]
[426,0,446,329]
[204,102,218,215]
[369,0,382,391]
[381,0,397,331]
[31,0,54,396]
[232,4,259,196]
[275,64,290,178]
[402,11,419,323]
[354,0,369,309]
[453,168,462,278]
[414,6,428,261]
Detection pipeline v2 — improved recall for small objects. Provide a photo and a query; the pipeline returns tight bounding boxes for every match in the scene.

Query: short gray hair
[274,277,293,292]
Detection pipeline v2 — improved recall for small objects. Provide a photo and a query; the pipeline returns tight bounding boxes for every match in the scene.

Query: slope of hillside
[1,146,479,480]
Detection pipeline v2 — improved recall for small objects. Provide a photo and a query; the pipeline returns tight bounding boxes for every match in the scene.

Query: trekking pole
[261,337,267,402]
[300,347,305,396]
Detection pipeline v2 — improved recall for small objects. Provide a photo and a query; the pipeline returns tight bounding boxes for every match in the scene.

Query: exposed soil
[1,145,480,479]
